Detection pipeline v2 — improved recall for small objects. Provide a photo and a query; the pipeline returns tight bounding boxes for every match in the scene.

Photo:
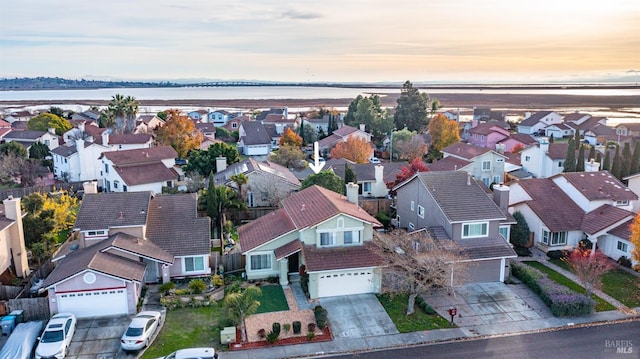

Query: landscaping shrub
[307,323,316,332]
[257,328,266,338]
[188,278,207,294]
[266,330,279,343]
[158,281,176,295]
[283,323,291,333]
[272,322,281,336]
[618,256,632,268]
[300,273,310,297]
[421,302,436,315]
[313,305,328,330]
[293,321,302,334]
[306,332,315,341]
[212,274,224,286]
[511,261,595,316]
[514,246,531,257]
[375,212,391,228]
[547,250,568,260]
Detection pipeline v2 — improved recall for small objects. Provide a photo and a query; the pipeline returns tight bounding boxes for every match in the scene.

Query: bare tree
[563,248,613,298]
[374,229,467,315]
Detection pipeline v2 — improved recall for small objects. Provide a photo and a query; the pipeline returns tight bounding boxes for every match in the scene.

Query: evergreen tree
[610,146,622,179]
[548,133,554,143]
[631,143,640,175]
[393,81,432,132]
[327,115,338,135]
[344,163,357,184]
[621,142,632,179]
[574,130,581,146]
[588,146,596,163]
[596,152,603,168]
[564,138,577,172]
[298,119,306,146]
[602,148,611,171]
[576,144,585,172]
[510,211,531,252]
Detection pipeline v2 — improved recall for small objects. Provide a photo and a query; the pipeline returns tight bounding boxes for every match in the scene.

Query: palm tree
[124,95,139,133]
[107,94,127,134]
[224,286,262,342]
[230,173,249,201]
[206,173,247,238]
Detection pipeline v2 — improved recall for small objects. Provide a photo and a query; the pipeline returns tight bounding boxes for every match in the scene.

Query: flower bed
[160,287,225,310]
[511,261,595,316]
[229,326,332,350]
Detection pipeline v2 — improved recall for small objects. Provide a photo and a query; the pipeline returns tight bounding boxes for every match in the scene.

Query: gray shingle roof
[146,193,211,256]
[519,111,553,127]
[415,171,506,223]
[4,130,47,140]
[74,192,152,230]
[240,121,272,145]
[455,237,517,260]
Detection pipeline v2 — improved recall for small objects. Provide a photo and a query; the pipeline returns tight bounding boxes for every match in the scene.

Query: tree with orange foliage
[511,143,525,154]
[155,109,203,158]
[563,248,613,297]
[330,136,373,164]
[279,127,303,147]
[630,213,640,270]
[428,113,460,152]
[386,157,429,189]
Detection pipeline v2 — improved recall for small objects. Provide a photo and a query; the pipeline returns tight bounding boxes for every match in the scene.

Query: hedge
[314,305,329,330]
[511,261,594,316]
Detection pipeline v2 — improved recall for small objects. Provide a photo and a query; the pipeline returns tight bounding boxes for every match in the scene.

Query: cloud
[281,9,322,20]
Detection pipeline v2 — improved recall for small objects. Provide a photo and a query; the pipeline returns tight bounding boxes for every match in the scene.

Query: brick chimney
[2,197,29,278]
[346,182,359,205]
[216,157,227,173]
[492,183,510,211]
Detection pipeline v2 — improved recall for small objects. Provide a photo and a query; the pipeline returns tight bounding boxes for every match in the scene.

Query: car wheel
[145,339,149,348]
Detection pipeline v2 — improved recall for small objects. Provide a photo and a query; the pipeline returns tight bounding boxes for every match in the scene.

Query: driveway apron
[319,294,399,338]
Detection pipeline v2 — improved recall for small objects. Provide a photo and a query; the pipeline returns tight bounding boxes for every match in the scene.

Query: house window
[232,122,238,128]
[482,177,491,187]
[616,200,629,206]
[617,241,628,253]
[337,218,344,228]
[558,161,563,167]
[525,156,531,162]
[417,205,425,218]
[363,182,371,193]
[184,256,205,272]
[250,254,272,270]
[64,158,67,163]
[344,231,360,245]
[114,181,118,189]
[462,222,488,238]
[411,201,415,211]
[408,222,415,230]
[320,232,337,246]
[123,185,127,192]
[499,226,509,241]
[104,163,109,174]
[482,160,491,170]
[542,230,567,246]
[492,176,501,184]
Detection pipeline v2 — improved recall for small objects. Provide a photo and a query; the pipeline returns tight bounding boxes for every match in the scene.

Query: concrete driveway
[67,315,132,359]
[319,294,399,338]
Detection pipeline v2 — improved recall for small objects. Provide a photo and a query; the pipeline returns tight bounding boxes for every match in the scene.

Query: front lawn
[523,261,615,311]
[377,294,453,333]
[141,305,226,359]
[256,284,289,313]
[550,259,640,308]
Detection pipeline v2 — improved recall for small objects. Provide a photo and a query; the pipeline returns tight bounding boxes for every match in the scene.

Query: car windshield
[125,327,144,337]
[41,329,63,343]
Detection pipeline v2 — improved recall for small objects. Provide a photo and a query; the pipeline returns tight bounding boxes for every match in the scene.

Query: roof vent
[70,243,80,251]
[117,211,124,219]
[140,209,146,214]
[301,204,306,211]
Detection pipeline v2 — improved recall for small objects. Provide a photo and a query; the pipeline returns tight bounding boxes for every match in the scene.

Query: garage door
[56,288,128,318]
[467,259,502,283]
[317,269,375,298]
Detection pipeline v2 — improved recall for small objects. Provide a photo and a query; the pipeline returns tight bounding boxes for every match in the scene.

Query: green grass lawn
[523,261,616,311]
[377,294,453,333]
[549,259,640,308]
[256,285,289,313]
[141,305,225,359]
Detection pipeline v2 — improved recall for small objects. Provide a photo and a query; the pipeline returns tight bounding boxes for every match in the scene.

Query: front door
[287,253,299,273]
[143,259,159,283]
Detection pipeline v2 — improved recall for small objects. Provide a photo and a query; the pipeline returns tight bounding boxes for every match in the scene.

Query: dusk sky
[1,0,639,83]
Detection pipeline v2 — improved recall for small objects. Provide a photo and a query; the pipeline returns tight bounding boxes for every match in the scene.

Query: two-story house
[41,191,211,318]
[0,197,29,283]
[467,122,510,149]
[517,111,562,135]
[100,146,179,194]
[326,159,404,198]
[3,129,59,152]
[318,125,373,158]
[210,109,232,126]
[393,171,517,283]
[239,185,384,298]
[237,121,273,156]
[51,139,110,182]
[439,142,507,186]
[519,138,568,178]
[496,133,538,153]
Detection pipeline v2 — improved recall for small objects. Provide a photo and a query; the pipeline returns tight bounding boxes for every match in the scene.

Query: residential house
[508,173,637,265]
[214,158,301,207]
[584,125,618,146]
[393,171,517,283]
[223,116,246,132]
[239,185,384,298]
[306,116,330,134]
[256,108,288,123]
[262,113,296,135]
[440,110,459,121]
[102,132,153,150]
[326,159,404,198]
[317,125,373,157]
[615,122,640,137]
[623,172,640,212]
[51,139,110,182]
[100,146,179,194]
[2,129,59,152]
[187,109,209,123]
[543,123,574,139]
[70,110,101,125]
[439,142,507,186]
[63,122,106,145]
[210,110,232,126]
[519,138,568,178]
[0,197,29,283]
[496,133,538,154]
[237,121,272,156]
[41,191,211,318]
[195,122,216,140]
[517,111,562,135]
[565,114,608,137]
[264,123,281,150]
[2,110,33,124]
[467,122,510,149]
[135,114,165,133]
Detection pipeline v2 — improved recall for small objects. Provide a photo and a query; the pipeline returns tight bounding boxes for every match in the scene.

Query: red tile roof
[114,162,178,186]
[442,142,492,160]
[547,143,569,160]
[517,178,584,232]
[102,146,177,165]
[609,219,632,240]
[580,204,634,235]
[239,209,296,253]
[427,156,471,171]
[555,171,638,202]
[302,242,384,272]
[275,239,302,260]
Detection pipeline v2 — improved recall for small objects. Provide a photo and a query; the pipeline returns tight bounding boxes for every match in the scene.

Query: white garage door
[317,269,375,298]
[56,288,128,318]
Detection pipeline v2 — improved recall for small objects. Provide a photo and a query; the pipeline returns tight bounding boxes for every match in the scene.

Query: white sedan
[35,313,77,359]
[121,311,162,353]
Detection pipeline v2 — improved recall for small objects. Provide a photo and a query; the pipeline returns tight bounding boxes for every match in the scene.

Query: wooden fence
[0,285,22,300]
[0,181,85,201]
[7,297,50,321]
[210,252,243,274]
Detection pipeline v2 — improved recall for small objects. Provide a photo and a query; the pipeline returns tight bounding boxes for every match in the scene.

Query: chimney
[346,182,359,205]
[216,157,227,173]
[76,137,85,155]
[78,122,85,133]
[539,137,549,154]
[83,181,98,194]
[3,197,29,278]
[492,183,510,211]
[525,112,531,119]
[359,123,366,132]
[48,127,56,135]
[102,130,110,146]
[372,165,386,197]
[467,173,472,186]
[585,158,600,172]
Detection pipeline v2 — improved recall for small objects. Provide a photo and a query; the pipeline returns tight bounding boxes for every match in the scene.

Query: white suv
[160,347,217,359]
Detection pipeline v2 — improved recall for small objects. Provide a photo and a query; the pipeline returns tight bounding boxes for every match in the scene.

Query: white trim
[462,222,489,239]
[45,269,133,290]
[306,265,378,274]
[248,252,274,271]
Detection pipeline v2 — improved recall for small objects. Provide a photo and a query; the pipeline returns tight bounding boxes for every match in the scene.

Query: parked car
[369,157,381,164]
[0,321,44,359]
[121,311,162,353]
[159,347,217,359]
[35,313,77,359]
